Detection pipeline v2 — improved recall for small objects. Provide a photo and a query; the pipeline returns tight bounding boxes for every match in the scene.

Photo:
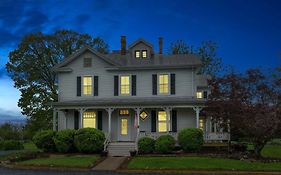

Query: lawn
[248,144,281,159]
[18,155,100,168]
[128,157,281,171]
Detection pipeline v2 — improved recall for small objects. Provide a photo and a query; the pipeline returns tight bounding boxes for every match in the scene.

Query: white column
[53,109,57,131]
[164,107,172,133]
[134,107,142,152]
[79,108,85,129]
[193,107,202,129]
[106,108,114,141]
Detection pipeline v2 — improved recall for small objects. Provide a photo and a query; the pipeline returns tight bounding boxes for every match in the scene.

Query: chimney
[120,36,126,55]
[158,37,163,54]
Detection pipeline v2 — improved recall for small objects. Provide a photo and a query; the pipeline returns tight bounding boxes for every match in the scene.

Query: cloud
[0,107,25,121]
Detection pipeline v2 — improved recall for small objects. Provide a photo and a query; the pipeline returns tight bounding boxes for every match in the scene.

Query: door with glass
[118,116,131,141]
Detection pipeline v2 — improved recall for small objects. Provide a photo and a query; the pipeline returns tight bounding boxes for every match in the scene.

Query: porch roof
[51,96,206,108]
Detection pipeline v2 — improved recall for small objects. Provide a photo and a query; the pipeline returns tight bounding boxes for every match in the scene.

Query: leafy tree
[0,123,23,140]
[206,69,281,158]
[6,30,109,136]
[167,40,223,77]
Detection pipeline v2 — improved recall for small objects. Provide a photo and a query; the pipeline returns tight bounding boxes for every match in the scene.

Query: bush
[33,130,56,152]
[54,129,75,153]
[138,137,155,154]
[178,128,203,152]
[155,135,175,153]
[231,142,247,152]
[74,128,105,153]
[0,140,24,150]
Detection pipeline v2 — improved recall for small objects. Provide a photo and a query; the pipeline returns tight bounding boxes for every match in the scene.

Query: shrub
[54,129,75,153]
[33,130,56,152]
[155,135,176,153]
[0,140,24,150]
[74,128,105,153]
[138,137,155,154]
[178,128,203,152]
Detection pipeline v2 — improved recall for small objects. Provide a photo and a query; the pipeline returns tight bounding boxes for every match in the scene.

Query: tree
[206,69,281,158]
[6,30,109,135]
[167,40,223,77]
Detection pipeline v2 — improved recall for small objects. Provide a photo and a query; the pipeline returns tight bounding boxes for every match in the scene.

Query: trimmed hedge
[138,137,155,154]
[54,129,75,153]
[33,130,56,152]
[178,128,203,152]
[74,128,105,153]
[155,135,176,153]
[0,140,24,150]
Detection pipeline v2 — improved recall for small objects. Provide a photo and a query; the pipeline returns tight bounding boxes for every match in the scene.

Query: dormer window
[135,50,140,58]
[142,50,147,58]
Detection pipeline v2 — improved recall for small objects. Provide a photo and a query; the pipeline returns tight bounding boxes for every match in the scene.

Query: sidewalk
[92,157,128,171]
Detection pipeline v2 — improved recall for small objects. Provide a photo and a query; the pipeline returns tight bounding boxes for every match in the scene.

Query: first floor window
[159,74,169,94]
[119,109,129,115]
[158,111,169,132]
[199,117,204,130]
[83,112,96,128]
[196,91,203,98]
[120,75,130,95]
[83,76,92,95]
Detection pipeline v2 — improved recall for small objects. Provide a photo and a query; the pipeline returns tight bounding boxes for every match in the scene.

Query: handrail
[103,133,110,152]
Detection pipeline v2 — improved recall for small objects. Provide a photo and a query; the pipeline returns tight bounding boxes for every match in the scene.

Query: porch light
[140,111,148,120]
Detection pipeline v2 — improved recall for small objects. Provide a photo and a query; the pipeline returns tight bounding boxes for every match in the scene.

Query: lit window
[199,118,204,130]
[158,111,169,132]
[120,109,129,115]
[159,74,169,94]
[121,118,128,135]
[135,50,140,58]
[140,111,148,120]
[120,75,130,95]
[83,112,96,128]
[83,76,92,95]
[142,50,147,58]
[197,91,203,98]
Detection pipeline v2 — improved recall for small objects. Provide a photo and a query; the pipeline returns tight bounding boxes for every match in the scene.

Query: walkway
[92,156,127,171]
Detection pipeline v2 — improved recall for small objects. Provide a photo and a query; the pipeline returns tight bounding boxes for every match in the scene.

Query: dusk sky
[0,0,280,121]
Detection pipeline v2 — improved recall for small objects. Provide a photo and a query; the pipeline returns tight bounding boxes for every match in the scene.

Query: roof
[128,38,153,49]
[51,96,206,107]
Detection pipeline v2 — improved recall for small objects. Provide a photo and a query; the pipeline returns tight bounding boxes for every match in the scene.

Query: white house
[51,36,229,156]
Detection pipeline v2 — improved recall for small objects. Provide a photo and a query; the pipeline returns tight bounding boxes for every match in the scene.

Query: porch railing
[139,131,178,140]
[103,132,110,152]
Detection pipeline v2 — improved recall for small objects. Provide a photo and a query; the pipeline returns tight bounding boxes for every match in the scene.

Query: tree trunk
[253,143,265,159]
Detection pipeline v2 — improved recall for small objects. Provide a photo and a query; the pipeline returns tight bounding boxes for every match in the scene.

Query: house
[51,36,229,156]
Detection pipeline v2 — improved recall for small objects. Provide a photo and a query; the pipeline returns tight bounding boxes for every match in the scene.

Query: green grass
[261,145,281,159]
[23,142,40,151]
[128,157,281,171]
[18,155,99,168]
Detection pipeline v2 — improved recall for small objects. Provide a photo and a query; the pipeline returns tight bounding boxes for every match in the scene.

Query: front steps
[107,142,135,156]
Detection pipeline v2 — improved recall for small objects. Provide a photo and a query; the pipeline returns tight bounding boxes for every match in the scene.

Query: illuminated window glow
[83,76,92,95]
[83,112,96,128]
[121,118,128,135]
[159,74,169,94]
[135,50,140,58]
[140,111,148,120]
[199,118,204,130]
[120,75,130,95]
[142,50,147,58]
[197,91,203,98]
[120,109,129,115]
[158,111,169,132]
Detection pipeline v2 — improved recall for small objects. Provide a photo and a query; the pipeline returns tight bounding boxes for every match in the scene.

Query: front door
[118,115,131,141]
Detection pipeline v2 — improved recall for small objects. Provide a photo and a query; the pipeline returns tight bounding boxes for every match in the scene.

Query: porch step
[107,142,135,156]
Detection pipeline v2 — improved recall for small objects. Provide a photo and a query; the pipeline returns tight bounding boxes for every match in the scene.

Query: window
[119,109,129,115]
[83,112,96,128]
[159,74,169,94]
[199,118,204,130]
[84,57,92,67]
[121,118,128,135]
[140,111,148,120]
[120,75,130,95]
[158,111,169,132]
[142,50,147,58]
[197,91,203,98]
[83,76,92,95]
[135,50,140,58]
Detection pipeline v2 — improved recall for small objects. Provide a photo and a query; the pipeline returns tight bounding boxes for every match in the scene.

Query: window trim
[141,50,147,58]
[119,74,131,96]
[82,75,93,96]
[135,50,141,58]
[157,73,170,95]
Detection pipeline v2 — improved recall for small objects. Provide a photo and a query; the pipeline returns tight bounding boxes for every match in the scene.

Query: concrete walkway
[92,157,127,171]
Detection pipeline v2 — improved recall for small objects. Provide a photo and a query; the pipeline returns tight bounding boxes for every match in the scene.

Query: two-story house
[51,36,229,156]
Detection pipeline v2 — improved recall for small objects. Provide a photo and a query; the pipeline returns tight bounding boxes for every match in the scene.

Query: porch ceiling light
[140,111,148,120]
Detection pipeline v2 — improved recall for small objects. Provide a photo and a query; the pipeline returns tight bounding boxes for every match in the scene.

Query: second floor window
[159,74,169,94]
[120,75,130,95]
[142,50,147,58]
[83,76,92,95]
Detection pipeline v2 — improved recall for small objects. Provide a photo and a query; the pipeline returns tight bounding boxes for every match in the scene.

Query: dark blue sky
[0,0,280,121]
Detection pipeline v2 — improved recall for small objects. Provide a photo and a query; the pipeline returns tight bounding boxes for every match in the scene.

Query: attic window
[142,50,147,58]
[84,57,92,67]
[135,50,140,58]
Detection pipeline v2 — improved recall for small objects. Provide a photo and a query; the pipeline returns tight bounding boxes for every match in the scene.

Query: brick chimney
[158,37,163,54]
[120,36,126,55]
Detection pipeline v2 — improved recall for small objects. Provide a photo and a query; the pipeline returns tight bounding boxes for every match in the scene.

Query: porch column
[53,108,57,131]
[193,107,202,129]
[106,108,114,141]
[134,107,142,151]
[79,108,86,129]
[164,107,172,133]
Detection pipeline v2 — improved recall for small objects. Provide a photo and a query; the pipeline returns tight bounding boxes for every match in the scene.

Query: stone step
[107,142,135,156]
